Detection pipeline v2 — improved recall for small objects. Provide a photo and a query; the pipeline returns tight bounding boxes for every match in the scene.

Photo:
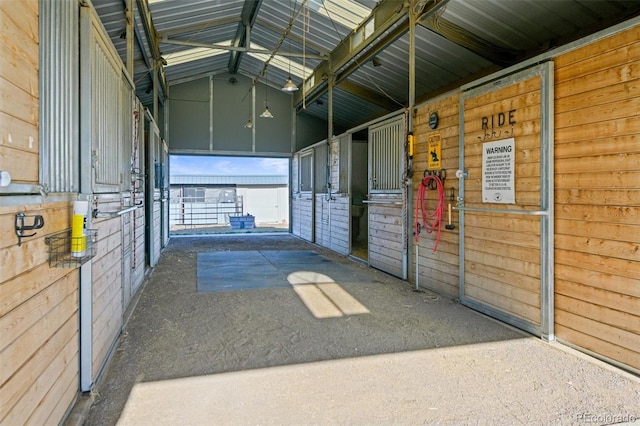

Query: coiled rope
[414,174,445,252]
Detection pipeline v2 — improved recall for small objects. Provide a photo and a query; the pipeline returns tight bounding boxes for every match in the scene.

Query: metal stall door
[458,63,554,339]
[366,115,407,278]
[79,4,127,391]
[145,112,162,267]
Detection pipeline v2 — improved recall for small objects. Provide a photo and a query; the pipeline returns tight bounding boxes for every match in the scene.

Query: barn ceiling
[92,0,640,130]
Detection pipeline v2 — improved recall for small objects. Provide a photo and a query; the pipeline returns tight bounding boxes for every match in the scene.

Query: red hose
[414,175,445,252]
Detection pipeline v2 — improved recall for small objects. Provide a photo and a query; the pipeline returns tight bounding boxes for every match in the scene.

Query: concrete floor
[79,234,640,425]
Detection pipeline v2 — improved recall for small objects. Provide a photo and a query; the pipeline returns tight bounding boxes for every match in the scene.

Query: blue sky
[170,155,289,177]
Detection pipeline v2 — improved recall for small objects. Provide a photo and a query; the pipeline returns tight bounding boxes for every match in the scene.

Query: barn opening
[169,155,290,235]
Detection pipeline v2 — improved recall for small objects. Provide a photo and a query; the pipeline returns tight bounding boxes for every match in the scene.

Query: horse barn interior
[1,0,640,424]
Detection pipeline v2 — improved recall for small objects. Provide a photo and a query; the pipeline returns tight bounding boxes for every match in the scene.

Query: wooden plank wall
[413,95,461,297]
[329,196,349,255]
[313,195,349,255]
[0,2,80,424]
[121,211,133,309]
[0,201,79,425]
[91,202,124,379]
[554,25,640,371]
[297,197,313,241]
[152,197,161,266]
[0,0,39,185]
[131,202,146,294]
[315,194,329,246]
[367,203,404,277]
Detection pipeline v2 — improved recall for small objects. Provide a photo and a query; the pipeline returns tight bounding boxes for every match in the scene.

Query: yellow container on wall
[71,201,88,257]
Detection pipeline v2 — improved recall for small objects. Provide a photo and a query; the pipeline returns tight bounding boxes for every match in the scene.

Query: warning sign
[482,138,515,204]
[427,133,442,170]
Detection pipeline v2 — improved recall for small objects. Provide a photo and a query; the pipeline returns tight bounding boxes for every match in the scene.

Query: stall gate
[458,63,554,339]
[366,115,407,278]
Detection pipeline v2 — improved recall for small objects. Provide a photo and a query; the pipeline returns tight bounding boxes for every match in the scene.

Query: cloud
[258,158,289,174]
[170,156,289,177]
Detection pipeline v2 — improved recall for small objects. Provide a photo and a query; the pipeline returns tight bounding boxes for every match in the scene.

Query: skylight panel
[247,43,314,80]
[314,0,371,30]
[163,45,229,67]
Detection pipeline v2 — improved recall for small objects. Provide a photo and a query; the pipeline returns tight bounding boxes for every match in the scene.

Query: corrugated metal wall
[39,0,78,193]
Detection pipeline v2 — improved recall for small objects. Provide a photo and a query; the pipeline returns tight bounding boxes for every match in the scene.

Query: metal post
[79,5,93,392]
[209,75,214,151]
[153,60,159,122]
[540,61,555,341]
[251,82,256,152]
[404,4,417,281]
[126,0,134,78]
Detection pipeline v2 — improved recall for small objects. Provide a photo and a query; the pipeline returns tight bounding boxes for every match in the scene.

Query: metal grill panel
[92,37,122,188]
[369,116,403,192]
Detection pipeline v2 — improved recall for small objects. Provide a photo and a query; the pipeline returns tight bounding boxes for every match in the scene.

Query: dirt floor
[80,234,640,425]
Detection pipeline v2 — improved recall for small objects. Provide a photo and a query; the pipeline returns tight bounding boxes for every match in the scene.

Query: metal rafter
[418,14,523,67]
[159,17,241,38]
[160,37,327,60]
[336,79,399,111]
[135,0,168,98]
[228,0,264,74]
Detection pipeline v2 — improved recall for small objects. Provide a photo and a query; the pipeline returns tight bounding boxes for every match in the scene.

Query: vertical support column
[251,82,256,152]
[540,61,555,342]
[404,5,418,281]
[290,97,296,234]
[209,75,214,151]
[327,71,334,248]
[125,0,134,78]
[327,69,334,192]
[457,96,466,302]
[78,5,93,392]
[153,60,159,122]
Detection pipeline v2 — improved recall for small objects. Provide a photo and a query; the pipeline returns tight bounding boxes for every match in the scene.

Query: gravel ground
[82,234,640,426]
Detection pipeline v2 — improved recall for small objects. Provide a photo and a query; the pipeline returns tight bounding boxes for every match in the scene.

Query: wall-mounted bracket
[15,213,45,246]
[455,169,469,179]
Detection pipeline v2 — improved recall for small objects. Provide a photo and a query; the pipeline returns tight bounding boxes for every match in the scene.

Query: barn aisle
[81,235,640,425]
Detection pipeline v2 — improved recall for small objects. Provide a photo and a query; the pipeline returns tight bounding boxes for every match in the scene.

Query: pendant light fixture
[260,68,274,118]
[282,0,299,92]
[281,76,298,92]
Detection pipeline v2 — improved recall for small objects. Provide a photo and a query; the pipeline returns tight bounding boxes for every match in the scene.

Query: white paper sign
[482,138,515,204]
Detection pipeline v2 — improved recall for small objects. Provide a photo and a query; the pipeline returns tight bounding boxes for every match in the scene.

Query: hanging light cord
[414,174,445,252]
[240,0,308,103]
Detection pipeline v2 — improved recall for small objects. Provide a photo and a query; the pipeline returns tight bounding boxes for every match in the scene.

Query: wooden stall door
[366,115,406,278]
[459,63,553,338]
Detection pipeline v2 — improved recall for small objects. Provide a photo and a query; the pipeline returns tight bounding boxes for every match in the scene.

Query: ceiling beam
[159,17,240,38]
[135,0,168,98]
[293,0,409,109]
[228,0,264,74]
[336,79,399,111]
[255,18,328,57]
[161,37,327,59]
[418,14,523,67]
[334,22,407,85]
